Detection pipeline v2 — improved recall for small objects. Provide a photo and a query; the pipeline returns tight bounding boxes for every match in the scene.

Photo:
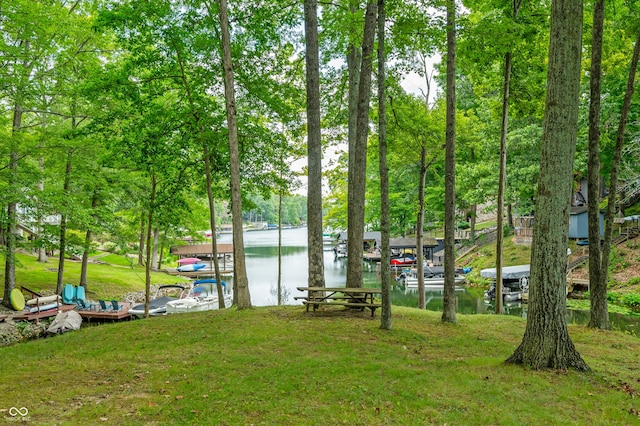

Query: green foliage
[621,293,640,312]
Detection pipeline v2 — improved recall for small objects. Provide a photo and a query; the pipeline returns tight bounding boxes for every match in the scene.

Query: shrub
[621,293,640,312]
[627,276,640,286]
[607,292,622,304]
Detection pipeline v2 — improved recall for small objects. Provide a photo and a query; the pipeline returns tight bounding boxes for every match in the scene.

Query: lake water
[217,226,640,335]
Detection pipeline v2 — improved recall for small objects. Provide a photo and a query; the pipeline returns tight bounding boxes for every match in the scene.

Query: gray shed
[569,206,604,239]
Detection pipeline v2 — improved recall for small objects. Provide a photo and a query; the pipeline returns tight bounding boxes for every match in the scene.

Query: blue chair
[111,300,123,312]
[75,299,96,311]
[98,300,112,312]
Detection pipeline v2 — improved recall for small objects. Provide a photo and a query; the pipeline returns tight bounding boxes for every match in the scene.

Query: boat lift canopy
[480,264,530,280]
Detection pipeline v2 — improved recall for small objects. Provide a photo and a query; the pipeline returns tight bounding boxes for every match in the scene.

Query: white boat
[396,266,466,289]
[128,285,186,318]
[166,293,233,314]
[166,282,232,314]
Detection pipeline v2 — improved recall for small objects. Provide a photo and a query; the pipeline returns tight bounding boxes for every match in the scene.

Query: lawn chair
[98,300,112,312]
[75,299,96,311]
[111,300,124,312]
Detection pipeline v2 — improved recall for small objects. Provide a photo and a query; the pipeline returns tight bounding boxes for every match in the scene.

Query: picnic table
[295,287,382,316]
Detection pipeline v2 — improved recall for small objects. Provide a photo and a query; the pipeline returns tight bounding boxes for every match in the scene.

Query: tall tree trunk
[3,104,21,308]
[347,0,377,289]
[144,173,156,318]
[204,144,226,307]
[507,0,589,371]
[495,1,522,315]
[278,192,283,305]
[157,232,165,271]
[597,30,640,325]
[587,0,607,329]
[304,0,325,289]
[346,1,361,274]
[442,0,457,323]
[417,147,427,309]
[378,0,391,330]
[495,52,512,315]
[80,191,99,289]
[138,216,145,267]
[469,205,476,241]
[151,227,159,271]
[37,141,47,263]
[219,0,251,308]
[56,149,73,295]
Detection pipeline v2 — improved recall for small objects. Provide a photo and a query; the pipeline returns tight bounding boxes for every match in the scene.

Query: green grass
[2,253,185,300]
[0,306,639,424]
[461,237,532,285]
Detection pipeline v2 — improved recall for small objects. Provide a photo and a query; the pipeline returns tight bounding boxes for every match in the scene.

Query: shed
[569,207,604,239]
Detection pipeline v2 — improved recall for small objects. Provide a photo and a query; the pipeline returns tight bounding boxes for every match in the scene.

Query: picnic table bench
[296,287,382,316]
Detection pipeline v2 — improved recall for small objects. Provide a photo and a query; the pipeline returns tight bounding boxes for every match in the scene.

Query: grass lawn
[0,306,639,425]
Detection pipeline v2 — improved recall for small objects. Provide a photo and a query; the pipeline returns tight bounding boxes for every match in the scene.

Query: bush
[621,293,640,312]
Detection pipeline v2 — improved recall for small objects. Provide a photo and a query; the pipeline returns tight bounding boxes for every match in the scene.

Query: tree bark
[597,29,640,325]
[219,0,252,308]
[507,0,589,371]
[495,51,512,315]
[587,0,607,329]
[56,149,73,295]
[304,0,326,289]
[138,216,145,267]
[378,0,391,330]
[417,146,427,309]
[151,227,159,271]
[204,144,226,307]
[496,0,522,315]
[80,191,99,289]
[144,173,156,318]
[441,0,457,323]
[3,104,21,308]
[278,191,283,305]
[347,0,377,289]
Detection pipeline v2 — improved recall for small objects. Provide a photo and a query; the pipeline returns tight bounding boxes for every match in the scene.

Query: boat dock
[164,268,233,277]
[11,302,133,323]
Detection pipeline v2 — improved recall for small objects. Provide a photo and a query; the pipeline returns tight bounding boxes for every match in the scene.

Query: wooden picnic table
[295,287,382,316]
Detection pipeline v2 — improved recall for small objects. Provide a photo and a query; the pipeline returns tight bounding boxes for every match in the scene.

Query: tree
[378,0,391,330]
[507,0,589,371]
[347,0,377,289]
[587,0,607,329]
[495,0,524,315]
[594,28,640,327]
[441,0,457,324]
[218,0,252,309]
[304,0,326,289]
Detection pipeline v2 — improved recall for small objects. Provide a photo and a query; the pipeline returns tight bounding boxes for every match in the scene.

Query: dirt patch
[568,239,640,293]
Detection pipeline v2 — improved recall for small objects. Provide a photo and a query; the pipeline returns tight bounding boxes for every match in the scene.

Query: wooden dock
[164,268,233,277]
[11,302,133,322]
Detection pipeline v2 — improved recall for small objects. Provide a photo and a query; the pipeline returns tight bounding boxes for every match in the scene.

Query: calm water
[217,227,639,335]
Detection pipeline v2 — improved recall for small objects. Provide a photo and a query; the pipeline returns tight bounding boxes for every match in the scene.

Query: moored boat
[128,285,186,318]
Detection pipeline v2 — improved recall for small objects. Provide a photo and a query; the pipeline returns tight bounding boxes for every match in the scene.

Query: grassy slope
[1,253,185,301]
[0,307,639,425]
